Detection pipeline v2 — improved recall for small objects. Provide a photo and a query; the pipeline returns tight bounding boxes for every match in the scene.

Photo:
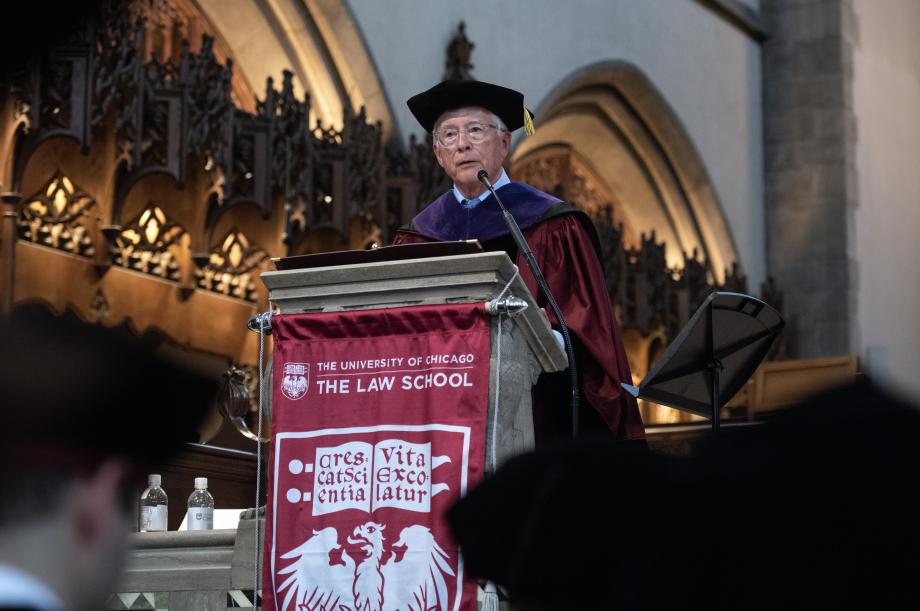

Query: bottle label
[188,507,214,530]
[140,505,168,532]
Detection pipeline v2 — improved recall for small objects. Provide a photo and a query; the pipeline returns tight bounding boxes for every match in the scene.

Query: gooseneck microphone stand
[477,170,580,436]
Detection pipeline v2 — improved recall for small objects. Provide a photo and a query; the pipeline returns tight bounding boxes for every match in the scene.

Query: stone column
[761,0,859,357]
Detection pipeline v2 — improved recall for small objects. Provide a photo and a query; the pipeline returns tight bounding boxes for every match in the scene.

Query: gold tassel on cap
[523,107,535,136]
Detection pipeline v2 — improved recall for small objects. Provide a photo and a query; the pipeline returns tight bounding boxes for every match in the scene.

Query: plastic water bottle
[139,474,168,532]
[187,477,215,530]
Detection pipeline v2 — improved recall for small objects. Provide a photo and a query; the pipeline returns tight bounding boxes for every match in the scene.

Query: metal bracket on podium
[246,311,273,334]
[485,296,528,317]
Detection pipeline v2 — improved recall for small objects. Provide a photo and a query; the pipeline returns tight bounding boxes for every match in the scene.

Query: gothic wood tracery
[110,202,186,280]
[195,228,268,302]
[18,172,97,256]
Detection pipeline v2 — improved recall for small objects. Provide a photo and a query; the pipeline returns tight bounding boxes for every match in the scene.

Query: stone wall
[852,0,920,398]
[761,0,858,357]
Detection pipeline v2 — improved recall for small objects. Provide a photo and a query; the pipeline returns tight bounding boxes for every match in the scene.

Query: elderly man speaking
[394,79,644,443]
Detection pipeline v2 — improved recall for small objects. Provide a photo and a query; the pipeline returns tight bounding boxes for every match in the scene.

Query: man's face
[433,107,511,193]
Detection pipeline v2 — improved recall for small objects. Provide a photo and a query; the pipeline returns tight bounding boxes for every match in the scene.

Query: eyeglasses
[433,122,503,148]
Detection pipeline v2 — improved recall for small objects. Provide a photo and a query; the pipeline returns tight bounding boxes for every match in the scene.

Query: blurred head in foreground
[0,304,216,611]
[449,383,920,610]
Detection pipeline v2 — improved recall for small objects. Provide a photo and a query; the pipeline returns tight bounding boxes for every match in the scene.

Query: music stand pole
[709,361,721,434]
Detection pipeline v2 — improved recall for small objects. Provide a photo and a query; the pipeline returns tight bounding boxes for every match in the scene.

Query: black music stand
[621,292,785,433]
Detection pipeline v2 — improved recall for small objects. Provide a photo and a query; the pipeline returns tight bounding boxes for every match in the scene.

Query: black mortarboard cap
[0,304,218,473]
[407,79,535,134]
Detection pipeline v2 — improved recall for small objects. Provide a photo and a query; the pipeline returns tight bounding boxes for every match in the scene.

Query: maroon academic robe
[394,182,645,441]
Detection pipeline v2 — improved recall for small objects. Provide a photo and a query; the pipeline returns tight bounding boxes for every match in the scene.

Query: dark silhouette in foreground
[0,305,216,611]
[449,383,920,610]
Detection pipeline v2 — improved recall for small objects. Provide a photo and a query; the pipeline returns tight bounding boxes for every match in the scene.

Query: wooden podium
[260,250,568,467]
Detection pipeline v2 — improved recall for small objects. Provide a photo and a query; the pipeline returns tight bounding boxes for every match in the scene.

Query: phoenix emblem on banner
[278,522,455,611]
[282,363,309,400]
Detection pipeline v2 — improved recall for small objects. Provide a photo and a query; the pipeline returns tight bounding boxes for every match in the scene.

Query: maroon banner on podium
[262,304,490,611]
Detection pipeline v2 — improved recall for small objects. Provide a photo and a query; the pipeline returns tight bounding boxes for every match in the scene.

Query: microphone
[477,170,580,436]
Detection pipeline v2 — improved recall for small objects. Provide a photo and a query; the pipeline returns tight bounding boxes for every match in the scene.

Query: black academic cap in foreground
[0,304,217,474]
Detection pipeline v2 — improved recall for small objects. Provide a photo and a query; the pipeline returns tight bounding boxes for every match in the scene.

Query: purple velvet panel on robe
[410,182,562,242]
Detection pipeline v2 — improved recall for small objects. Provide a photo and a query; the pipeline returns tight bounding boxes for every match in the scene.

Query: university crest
[282,362,309,400]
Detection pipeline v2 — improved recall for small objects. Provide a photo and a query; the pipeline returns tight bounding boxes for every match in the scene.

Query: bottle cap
[149,473,161,486]
[194,477,208,490]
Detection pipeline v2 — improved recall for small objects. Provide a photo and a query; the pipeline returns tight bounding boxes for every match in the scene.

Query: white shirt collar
[452,168,511,204]
[0,564,65,610]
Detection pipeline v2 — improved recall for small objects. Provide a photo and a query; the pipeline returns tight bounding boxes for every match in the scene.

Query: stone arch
[194,0,395,139]
[511,61,739,282]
